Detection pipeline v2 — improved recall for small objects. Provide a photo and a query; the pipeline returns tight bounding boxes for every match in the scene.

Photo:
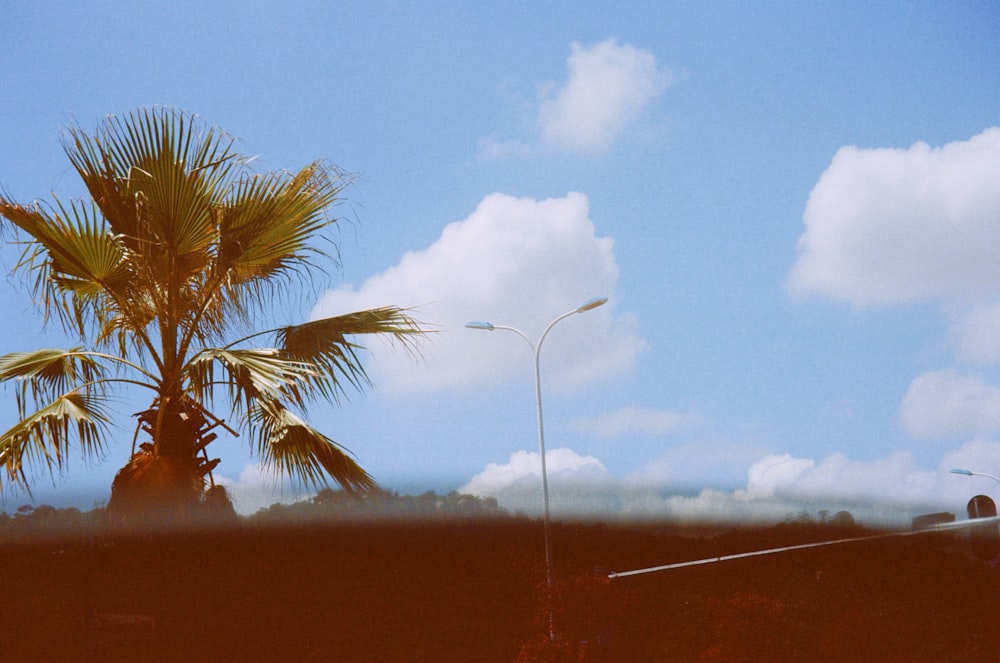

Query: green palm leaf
[185,347,317,412]
[0,392,111,488]
[0,348,108,416]
[65,108,240,260]
[0,198,136,335]
[250,399,376,492]
[274,307,425,403]
[218,164,342,282]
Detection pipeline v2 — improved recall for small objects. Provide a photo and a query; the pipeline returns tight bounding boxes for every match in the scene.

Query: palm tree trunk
[105,399,236,527]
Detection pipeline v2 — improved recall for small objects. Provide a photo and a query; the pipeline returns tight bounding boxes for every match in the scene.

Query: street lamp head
[950,468,974,476]
[576,297,608,313]
[465,321,495,331]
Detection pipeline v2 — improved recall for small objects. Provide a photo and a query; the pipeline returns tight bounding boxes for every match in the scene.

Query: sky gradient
[2,1,999,524]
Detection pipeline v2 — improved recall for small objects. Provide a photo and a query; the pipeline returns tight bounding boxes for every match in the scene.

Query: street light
[950,468,1000,484]
[950,468,1000,561]
[466,296,608,637]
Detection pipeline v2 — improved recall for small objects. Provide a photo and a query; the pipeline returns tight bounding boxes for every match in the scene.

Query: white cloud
[788,127,1000,306]
[787,128,1000,444]
[900,369,1000,441]
[482,39,674,156]
[623,489,806,524]
[570,406,696,439]
[745,454,816,497]
[623,448,988,526]
[951,302,1000,364]
[626,435,770,489]
[767,452,931,504]
[539,39,673,153]
[311,192,645,395]
[215,463,309,516]
[460,448,618,516]
[941,438,1000,478]
[460,442,1000,526]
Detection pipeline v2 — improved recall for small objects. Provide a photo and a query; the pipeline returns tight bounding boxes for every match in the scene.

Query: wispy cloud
[482,39,675,156]
[899,369,1000,441]
[950,302,1000,364]
[539,39,673,153]
[570,406,697,439]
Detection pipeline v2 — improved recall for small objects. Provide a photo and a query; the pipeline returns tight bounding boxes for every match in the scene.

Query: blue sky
[2,1,999,523]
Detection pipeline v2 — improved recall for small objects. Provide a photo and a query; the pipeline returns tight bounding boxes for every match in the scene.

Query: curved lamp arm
[950,468,1000,484]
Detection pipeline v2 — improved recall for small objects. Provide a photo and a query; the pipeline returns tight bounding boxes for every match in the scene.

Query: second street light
[466,296,608,638]
[949,468,1000,484]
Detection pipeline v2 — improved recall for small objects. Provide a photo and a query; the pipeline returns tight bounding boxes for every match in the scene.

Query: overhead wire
[607,515,1000,580]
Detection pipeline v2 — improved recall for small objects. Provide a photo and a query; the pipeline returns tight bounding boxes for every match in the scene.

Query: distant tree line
[787,509,856,527]
[0,497,863,541]
[0,504,105,541]
[0,489,509,540]
[248,488,509,523]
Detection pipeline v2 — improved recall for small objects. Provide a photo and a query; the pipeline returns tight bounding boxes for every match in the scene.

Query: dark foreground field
[2,517,998,662]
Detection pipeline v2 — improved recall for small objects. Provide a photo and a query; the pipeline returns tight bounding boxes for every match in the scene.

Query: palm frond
[0,391,111,488]
[64,108,241,259]
[184,347,317,414]
[204,163,348,334]
[0,348,108,417]
[271,307,426,404]
[285,307,427,346]
[62,108,244,360]
[249,399,376,492]
[0,197,137,335]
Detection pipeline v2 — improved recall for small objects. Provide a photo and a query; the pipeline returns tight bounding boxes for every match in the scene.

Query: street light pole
[950,468,1000,484]
[466,296,607,639]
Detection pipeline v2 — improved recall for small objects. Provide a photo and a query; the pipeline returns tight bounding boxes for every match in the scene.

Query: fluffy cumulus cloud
[899,369,1000,441]
[460,442,1000,526]
[482,39,674,156]
[216,464,308,516]
[460,448,619,517]
[745,454,816,497]
[311,192,645,395]
[788,128,1000,444]
[788,127,1000,306]
[643,445,1000,525]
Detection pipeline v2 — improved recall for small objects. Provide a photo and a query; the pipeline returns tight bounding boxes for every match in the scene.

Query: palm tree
[0,108,424,525]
